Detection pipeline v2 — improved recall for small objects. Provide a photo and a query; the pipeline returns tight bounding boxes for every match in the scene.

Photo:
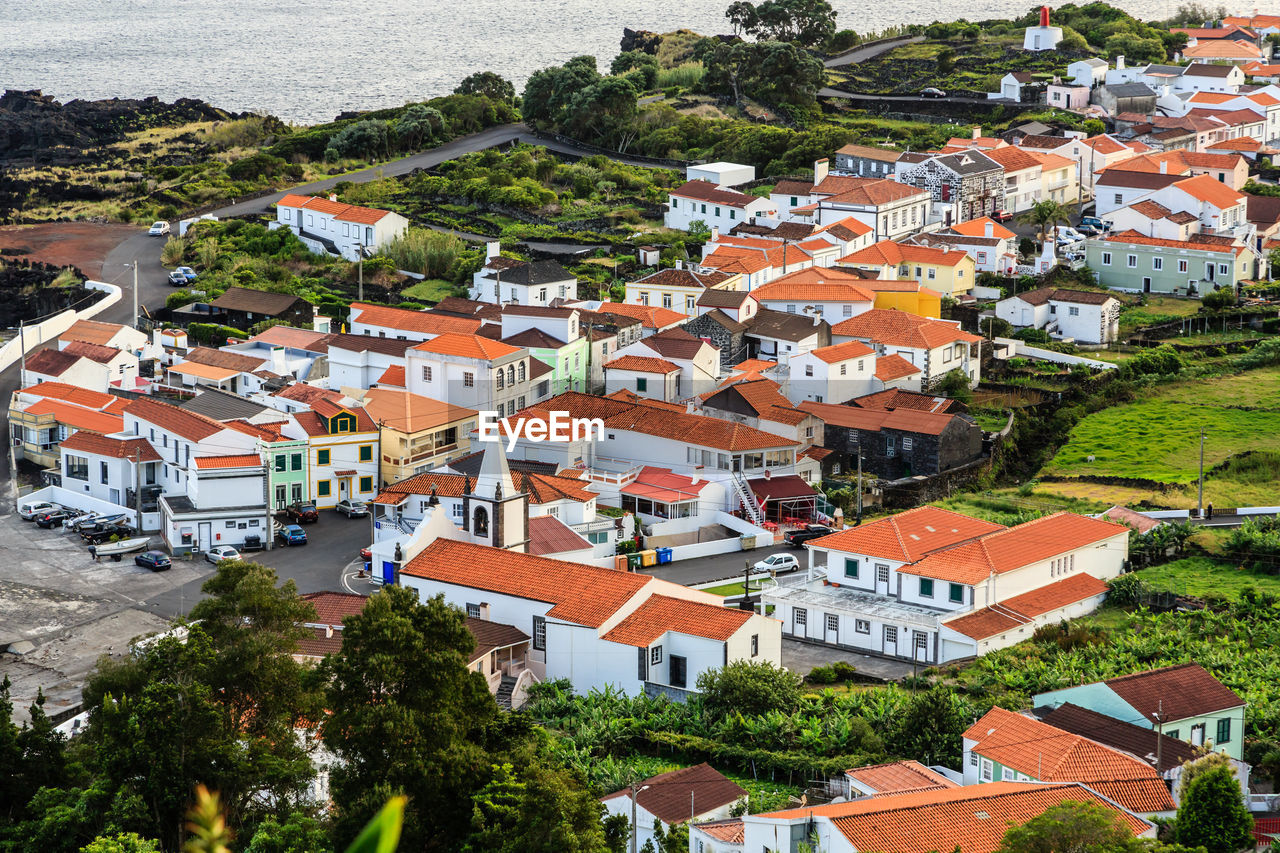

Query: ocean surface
[3,0,1186,124]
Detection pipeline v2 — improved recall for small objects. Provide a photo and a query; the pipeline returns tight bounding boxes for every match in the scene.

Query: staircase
[496,675,517,710]
[732,471,766,527]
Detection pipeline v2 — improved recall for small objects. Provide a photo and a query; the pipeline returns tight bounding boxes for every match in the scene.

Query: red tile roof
[695,819,744,843]
[845,760,959,795]
[1100,663,1245,721]
[193,453,263,469]
[361,388,477,434]
[60,340,121,364]
[833,309,980,349]
[1100,505,1163,534]
[604,354,682,374]
[62,319,130,347]
[351,302,482,336]
[412,332,520,360]
[527,513,592,556]
[840,240,969,268]
[799,400,960,437]
[875,354,924,381]
[669,180,761,209]
[901,512,1128,584]
[125,397,228,441]
[594,302,687,329]
[807,506,1006,562]
[24,399,124,435]
[951,217,1016,240]
[1172,173,1245,209]
[962,708,1174,813]
[16,382,117,409]
[810,340,875,363]
[602,764,746,824]
[814,176,926,206]
[402,539,651,627]
[751,279,875,303]
[943,573,1110,640]
[1103,230,1241,254]
[24,348,84,377]
[300,591,368,625]
[57,431,161,461]
[602,593,752,646]
[376,364,406,387]
[277,193,394,224]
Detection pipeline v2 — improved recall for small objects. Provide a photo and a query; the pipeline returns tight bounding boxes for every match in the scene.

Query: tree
[1200,286,1236,310]
[522,58,601,128]
[696,660,804,718]
[394,104,445,150]
[695,38,823,108]
[1016,199,1072,245]
[242,812,331,853]
[1174,761,1253,853]
[726,0,837,47]
[936,47,956,76]
[1058,27,1090,51]
[562,76,640,149]
[455,71,516,103]
[611,52,659,90]
[686,219,712,241]
[888,686,966,766]
[460,760,608,853]
[1103,32,1167,64]
[997,800,1161,852]
[325,119,391,162]
[79,834,161,853]
[322,586,497,851]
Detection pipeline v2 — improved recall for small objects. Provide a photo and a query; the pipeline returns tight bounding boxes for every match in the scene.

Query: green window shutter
[317,449,330,466]
[1216,717,1231,744]
[920,578,934,597]
[359,476,373,492]
[317,481,331,497]
[291,453,302,471]
[844,558,859,579]
[949,583,964,603]
[359,445,373,462]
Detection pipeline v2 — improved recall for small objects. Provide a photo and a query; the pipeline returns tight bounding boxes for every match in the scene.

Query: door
[875,564,891,595]
[793,607,808,637]
[109,488,120,504]
[274,484,286,509]
[1191,723,1206,746]
[1206,262,1216,281]
[339,478,349,498]
[1143,277,1152,293]
[198,521,212,551]
[824,613,839,645]
[291,483,303,503]
[912,630,929,663]
[883,625,898,656]
[669,655,687,689]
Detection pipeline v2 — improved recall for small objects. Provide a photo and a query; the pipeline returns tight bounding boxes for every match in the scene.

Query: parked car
[206,545,241,564]
[147,221,170,236]
[335,499,369,518]
[135,550,172,571]
[993,209,1014,222]
[751,553,800,575]
[920,87,947,98]
[35,508,80,528]
[1079,216,1112,232]
[18,500,61,520]
[783,524,835,547]
[174,266,198,283]
[167,271,188,287]
[277,524,308,546]
[360,546,372,562]
[285,501,319,523]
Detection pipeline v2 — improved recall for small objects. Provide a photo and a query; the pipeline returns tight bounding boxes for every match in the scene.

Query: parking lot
[0,506,371,724]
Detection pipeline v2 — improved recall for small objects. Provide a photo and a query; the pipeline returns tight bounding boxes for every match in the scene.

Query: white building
[1069,57,1108,87]
[348,301,483,341]
[1024,5,1063,51]
[469,252,579,306]
[785,340,877,404]
[830,309,982,390]
[600,764,745,850]
[405,333,550,417]
[603,355,684,402]
[996,287,1122,344]
[762,507,1129,665]
[665,181,777,233]
[687,162,755,188]
[609,328,720,399]
[748,276,875,324]
[57,431,163,528]
[274,193,408,261]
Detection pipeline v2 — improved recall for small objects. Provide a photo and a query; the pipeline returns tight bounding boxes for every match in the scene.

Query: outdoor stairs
[732,471,766,527]
[496,676,517,710]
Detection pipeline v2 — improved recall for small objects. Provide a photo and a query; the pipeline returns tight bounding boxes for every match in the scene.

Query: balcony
[584,456,643,486]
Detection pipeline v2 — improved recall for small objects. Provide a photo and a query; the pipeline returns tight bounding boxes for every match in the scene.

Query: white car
[751,553,800,575]
[206,545,241,564]
[1055,227,1085,245]
[18,500,60,520]
[148,221,170,236]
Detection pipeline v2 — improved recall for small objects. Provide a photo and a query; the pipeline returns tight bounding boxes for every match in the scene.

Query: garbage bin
[739,534,757,550]
[640,549,658,567]
[614,555,629,572]
[626,553,643,571]
[656,547,673,565]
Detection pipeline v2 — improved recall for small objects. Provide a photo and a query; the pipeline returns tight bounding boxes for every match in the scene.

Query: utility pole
[1154,700,1165,773]
[18,320,26,387]
[629,782,650,853]
[128,261,139,329]
[1197,427,1206,518]
[855,440,863,526]
[133,447,143,532]
[356,244,365,302]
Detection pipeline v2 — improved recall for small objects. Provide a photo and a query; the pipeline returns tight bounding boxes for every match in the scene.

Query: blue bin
[656,547,673,564]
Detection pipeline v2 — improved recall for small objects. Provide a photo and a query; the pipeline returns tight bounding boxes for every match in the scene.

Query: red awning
[748,475,815,502]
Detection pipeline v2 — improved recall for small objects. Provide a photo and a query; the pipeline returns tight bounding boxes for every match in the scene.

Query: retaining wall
[0,280,122,375]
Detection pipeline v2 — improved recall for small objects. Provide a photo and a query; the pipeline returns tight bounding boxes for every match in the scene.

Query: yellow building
[626,268,744,316]
[294,399,382,508]
[837,240,976,297]
[360,388,478,486]
[863,281,943,318]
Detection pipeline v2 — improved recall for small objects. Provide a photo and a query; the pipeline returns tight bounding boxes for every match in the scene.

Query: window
[662,293,672,309]
[463,372,474,388]
[291,453,302,471]
[844,558,859,579]
[1127,255,1137,268]
[804,364,814,377]
[794,608,807,627]
[650,645,662,665]
[843,304,853,317]
[949,583,964,603]
[1178,259,1188,273]
[317,449,330,466]
[1152,257,1163,271]
[982,759,993,782]
[466,603,481,618]
[1102,252,1112,266]
[1068,306,1079,316]
[970,752,978,767]
[1113,193,1123,205]
[876,564,889,585]
[421,365,432,382]
[919,578,934,597]
[496,370,504,390]
[359,476,373,492]
[317,481,331,497]
[1166,729,1180,741]
[532,616,546,650]
[636,377,648,392]
[884,625,898,644]
[855,619,870,634]
[805,426,814,438]
[826,614,839,632]
[1216,717,1231,744]
[902,437,913,450]
[66,454,88,481]
[927,268,936,280]
[100,461,109,484]
[359,445,373,462]
[750,634,759,657]
[518,362,526,382]
[1218,263,1228,275]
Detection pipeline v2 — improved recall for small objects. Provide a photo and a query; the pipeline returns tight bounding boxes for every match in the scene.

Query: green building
[265,437,310,510]
[1085,233,1256,296]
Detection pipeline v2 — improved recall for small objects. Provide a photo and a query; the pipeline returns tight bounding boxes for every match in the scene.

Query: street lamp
[630,783,651,853]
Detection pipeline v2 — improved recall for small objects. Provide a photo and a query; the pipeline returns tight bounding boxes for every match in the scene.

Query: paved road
[819,87,1016,107]
[824,35,924,68]
[646,541,797,587]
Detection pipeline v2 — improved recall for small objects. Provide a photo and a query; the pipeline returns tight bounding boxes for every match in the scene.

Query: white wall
[996,296,1052,329]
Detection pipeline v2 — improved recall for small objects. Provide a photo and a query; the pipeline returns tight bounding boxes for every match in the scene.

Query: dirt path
[0,222,141,279]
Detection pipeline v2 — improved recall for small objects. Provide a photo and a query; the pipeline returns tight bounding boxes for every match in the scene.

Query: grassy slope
[1136,556,1280,600]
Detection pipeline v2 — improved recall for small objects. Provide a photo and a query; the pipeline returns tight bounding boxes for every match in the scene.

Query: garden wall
[993,337,1116,370]
[0,279,120,374]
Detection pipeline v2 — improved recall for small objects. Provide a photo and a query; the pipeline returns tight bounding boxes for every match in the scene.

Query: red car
[286,501,319,523]
[993,209,1014,222]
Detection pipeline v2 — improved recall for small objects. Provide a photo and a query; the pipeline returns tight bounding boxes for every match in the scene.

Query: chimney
[325,624,334,638]
[478,602,491,621]
[814,158,830,185]
[1159,160,1167,174]
[1040,4,1050,27]
[485,240,500,260]
[1116,54,1126,70]
[328,193,338,203]
[812,311,822,326]
[984,220,994,238]
[675,259,684,270]
[972,126,982,140]
[711,226,720,241]
[271,345,287,376]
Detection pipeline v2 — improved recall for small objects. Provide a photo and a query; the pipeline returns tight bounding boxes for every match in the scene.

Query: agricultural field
[1117,294,1201,337]
[1135,556,1280,601]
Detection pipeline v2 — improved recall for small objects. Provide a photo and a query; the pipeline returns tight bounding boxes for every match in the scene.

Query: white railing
[732,470,766,526]
[1247,793,1280,812]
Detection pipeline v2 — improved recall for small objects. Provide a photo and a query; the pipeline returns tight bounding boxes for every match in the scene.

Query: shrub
[225,152,301,182]
[1126,343,1183,376]
[1200,286,1236,310]
[325,119,391,161]
[160,237,187,267]
[1012,327,1052,344]
[380,228,467,279]
[696,660,804,719]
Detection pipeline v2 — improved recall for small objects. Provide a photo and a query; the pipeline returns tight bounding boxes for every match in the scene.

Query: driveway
[825,35,924,68]
[645,541,799,587]
[782,638,917,681]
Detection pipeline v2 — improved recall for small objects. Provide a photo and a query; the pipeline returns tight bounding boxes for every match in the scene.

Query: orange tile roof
[276,193,394,225]
[720,379,810,426]
[1207,136,1262,151]
[1187,91,1237,104]
[377,364,406,387]
[1172,173,1245,209]
[402,538,651,627]
[845,760,959,795]
[734,358,780,373]
[1097,663,1245,721]
[193,453,263,469]
[361,388,476,434]
[751,279,875,303]
[594,301,687,329]
[351,302,482,336]
[412,332,520,360]
[901,512,1128,584]
[963,708,1173,813]
[982,146,1043,172]
[695,819,744,844]
[669,180,762,209]
[24,399,124,435]
[1225,14,1280,28]
[814,176,927,206]
[1103,229,1240,254]
[799,400,959,436]
[1024,150,1075,172]
[58,431,161,461]
[806,506,1005,561]
[875,353,922,380]
[1081,134,1129,155]
[951,217,1016,240]
[1182,40,1263,59]
[168,360,241,381]
[604,354,681,374]
[810,340,875,363]
[62,319,130,347]
[61,340,122,364]
[839,240,969,268]
[123,397,232,442]
[16,382,117,409]
[768,782,1151,852]
[832,309,980,349]
[701,249,773,274]
[815,216,873,237]
[942,573,1109,639]
[602,594,752,646]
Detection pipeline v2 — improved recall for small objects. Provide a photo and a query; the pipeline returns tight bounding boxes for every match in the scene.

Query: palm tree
[1016,199,1072,246]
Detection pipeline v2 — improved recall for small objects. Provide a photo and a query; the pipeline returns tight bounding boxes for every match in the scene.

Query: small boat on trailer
[89,537,153,562]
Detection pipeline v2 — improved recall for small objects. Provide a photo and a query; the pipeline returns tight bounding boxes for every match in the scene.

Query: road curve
[824,35,924,68]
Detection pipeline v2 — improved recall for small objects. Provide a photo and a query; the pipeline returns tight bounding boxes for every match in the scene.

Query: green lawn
[702,580,771,597]
[400,278,455,301]
[1118,295,1202,335]
[1136,556,1280,600]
